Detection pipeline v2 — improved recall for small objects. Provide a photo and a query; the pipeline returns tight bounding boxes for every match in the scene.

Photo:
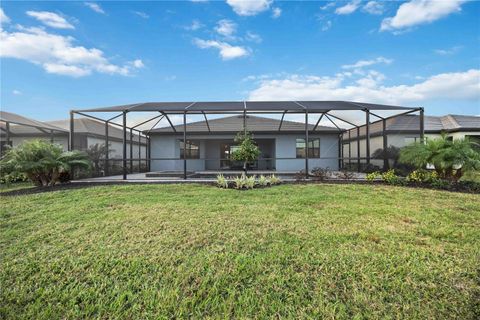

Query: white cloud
[0,26,143,77]
[131,59,144,68]
[363,1,384,15]
[193,38,249,60]
[381,0,465,32]
[320,2,336,11]
[245,31,262,43]
[341,57,393,70]
[321,20,332,31]
[26,11,74,29]
[215,19,237,37]
[226,0,272,16]
[133,11,149,19]
[12,89,21,95]
[84,2,105,14]
[247,69,480,105]
[184,19,203,31]
[1,8,11,24]
[434,45,462,56]
[272,7,282,18]
[335,0,361,15]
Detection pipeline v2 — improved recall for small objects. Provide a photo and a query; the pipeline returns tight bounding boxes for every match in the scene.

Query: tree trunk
[243,161,247,176]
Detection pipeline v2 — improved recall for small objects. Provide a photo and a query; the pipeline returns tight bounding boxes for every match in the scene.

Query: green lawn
[1,184,479,319]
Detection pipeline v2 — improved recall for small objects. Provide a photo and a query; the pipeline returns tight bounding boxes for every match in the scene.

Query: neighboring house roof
[342,114,480,141]
[0,111,68,134]
[386,114,480,132]
[47,118,147,144]
[148,115,340,134]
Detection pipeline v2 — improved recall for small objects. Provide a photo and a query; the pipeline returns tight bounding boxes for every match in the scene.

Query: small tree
[0,140,91,186]
[399,134,480,181]
[231,131,260,174]
[372,145,400,170]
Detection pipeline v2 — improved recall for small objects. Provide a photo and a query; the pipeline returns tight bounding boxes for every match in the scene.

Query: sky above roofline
[1,0,479,127]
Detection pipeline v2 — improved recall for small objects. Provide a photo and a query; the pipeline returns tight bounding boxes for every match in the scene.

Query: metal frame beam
[162,112,177,133]
[278,111,287,131]
[122,111,127,180]
[313,113,324,131]
[202,112,211,132]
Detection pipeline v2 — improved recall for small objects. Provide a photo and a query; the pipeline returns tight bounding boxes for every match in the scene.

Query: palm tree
[0,140,91,186]
[399,134,480,181]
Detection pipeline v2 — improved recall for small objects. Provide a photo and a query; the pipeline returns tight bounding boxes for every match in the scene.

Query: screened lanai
[0,111,69,154]
[70,101,424,180]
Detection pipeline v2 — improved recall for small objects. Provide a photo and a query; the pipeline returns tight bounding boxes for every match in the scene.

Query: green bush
[245,175,256,189]
[0,140,91,186]
[269,174,281,185]
[382,169,400,185]
[258,175,269,187]
[399,134,480,181]
[216,174,228,188]
[366,171,380,182]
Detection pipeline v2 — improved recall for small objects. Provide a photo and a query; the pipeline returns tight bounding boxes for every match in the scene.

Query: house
[148,115,342,172]
[0,111,147,160]
[341,114,480,169]
[0,111,68,153]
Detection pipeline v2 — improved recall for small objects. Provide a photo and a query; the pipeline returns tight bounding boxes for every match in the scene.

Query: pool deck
[72,171,367,184]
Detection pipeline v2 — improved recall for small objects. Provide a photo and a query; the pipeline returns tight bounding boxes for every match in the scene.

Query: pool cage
[70,101,424,180]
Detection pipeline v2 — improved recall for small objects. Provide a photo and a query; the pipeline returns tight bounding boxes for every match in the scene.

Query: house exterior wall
[149,133,340,172]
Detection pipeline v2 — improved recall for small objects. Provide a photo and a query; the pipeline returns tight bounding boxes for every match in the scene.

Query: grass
[1,184,479,319]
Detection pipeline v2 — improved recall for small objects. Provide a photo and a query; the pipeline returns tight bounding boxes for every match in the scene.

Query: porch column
[382,118,388,170]
[419,107,425,143]
[338,133,343,170]
[50,130,54,143]
[105,121,109,176]
[183,111,187,180]
[304,110,309,179]
[348,130,351,168]
[147,136,151,172]
[138,133,141,172]
[122,111,127,180]
[365,109,371,166]
[69,111,74,151]
[356,127,360,172]
[5,122,10,147]
[129,128,133,173]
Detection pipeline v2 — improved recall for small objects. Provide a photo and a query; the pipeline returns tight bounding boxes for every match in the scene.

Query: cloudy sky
[1,0,479,124]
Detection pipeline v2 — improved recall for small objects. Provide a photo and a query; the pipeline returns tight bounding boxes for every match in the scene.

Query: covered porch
[69,101,424,180]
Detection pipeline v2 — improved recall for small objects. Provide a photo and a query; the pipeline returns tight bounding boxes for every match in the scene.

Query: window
[180,140,200,159]
[296,138,320,158]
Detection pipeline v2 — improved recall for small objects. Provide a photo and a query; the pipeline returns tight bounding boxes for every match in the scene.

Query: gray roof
[342,114,479,140]
[0,111,68,133]
[386,114,480,132]
[48,118,147,143]
[149,115,340,134]
[75,100,416,114]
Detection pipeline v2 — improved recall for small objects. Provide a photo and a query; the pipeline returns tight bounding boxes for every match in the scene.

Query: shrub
[233,175,245,190]
[0,140,91,186]
[258,175,269,187]
[216,174,228,188]
[382,169,401,185]
[311,167,330,181]
[0,171,28,185]
[245,175,256,189]
[399,134,480,182]
[269,174,281,185]
[366,171,380,182]
[406,169,427,183]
